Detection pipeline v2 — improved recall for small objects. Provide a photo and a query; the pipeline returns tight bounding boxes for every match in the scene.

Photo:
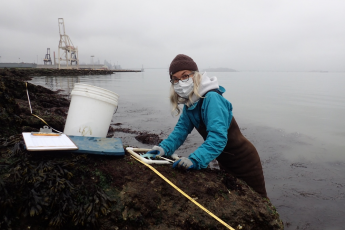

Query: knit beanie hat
[169,54,198,78]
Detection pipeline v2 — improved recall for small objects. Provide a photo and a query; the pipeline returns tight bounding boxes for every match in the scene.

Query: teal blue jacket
[159,86,233,169]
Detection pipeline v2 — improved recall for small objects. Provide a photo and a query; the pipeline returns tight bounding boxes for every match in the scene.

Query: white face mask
[173,78,194,98]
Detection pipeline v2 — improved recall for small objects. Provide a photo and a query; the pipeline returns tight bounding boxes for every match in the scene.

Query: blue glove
[172,157,194,170]
[144,145,165,159]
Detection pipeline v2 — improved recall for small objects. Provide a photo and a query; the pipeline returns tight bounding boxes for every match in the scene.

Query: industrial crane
[57,18,79,69]
[43,48,52,65]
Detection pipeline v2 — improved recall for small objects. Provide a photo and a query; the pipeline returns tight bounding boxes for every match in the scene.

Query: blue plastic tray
[68,136,125,156]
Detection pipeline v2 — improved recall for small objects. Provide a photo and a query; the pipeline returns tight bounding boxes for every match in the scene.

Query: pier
[0,63,142,73]
[111,69,142,72]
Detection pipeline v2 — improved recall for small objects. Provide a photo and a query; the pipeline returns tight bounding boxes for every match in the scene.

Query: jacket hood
[188,72,219,105]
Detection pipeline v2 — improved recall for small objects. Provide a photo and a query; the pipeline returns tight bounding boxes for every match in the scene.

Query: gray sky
[1,0,344,71]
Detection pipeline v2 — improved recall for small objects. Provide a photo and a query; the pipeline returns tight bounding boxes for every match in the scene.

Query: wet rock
[135,133,162,145]
[0,149,283,229]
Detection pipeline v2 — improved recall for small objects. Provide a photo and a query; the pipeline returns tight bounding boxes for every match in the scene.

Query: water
[30,70,345,229]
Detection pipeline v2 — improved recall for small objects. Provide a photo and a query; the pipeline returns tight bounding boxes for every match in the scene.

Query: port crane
[57,18,79,69]
[43,48,52,65]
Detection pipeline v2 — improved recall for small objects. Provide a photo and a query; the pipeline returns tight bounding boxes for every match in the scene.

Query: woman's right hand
[147,145,165,158]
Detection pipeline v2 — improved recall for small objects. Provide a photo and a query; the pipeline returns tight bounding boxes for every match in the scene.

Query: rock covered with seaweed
[0,68,69,138]
[0,148,284,230]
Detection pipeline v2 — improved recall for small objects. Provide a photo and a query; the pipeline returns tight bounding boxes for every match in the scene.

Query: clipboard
[22,132,78,151]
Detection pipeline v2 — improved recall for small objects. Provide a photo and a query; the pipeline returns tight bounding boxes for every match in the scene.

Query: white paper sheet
[22,132,78,151]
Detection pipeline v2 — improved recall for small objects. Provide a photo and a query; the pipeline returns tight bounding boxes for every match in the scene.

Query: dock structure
[35,64,108,70]
[0,63,37,68]
[34,64,142,72]
[0,62,142,72]
[112,69,142,72]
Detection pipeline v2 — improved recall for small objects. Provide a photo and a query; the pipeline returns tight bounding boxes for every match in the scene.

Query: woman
[148,54,267,198]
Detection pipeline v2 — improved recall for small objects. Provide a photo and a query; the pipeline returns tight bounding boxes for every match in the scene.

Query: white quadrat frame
[126,147,173,164]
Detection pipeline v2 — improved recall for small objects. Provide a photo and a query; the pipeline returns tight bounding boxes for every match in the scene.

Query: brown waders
[196,91,267,198]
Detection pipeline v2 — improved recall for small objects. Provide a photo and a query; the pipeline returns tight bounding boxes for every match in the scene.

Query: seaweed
[0,143,115,229]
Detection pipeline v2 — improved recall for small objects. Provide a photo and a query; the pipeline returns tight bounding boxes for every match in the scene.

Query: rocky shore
[0,69,283,229]
[0,67,117,77]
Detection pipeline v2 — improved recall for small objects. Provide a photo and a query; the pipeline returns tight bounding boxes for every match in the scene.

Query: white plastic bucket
[63,83,119,137]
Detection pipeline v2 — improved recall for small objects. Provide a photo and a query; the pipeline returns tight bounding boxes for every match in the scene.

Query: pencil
[31,133,61,136]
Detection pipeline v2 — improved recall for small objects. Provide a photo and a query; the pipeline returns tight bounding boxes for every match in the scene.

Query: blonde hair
[170,71,203,116]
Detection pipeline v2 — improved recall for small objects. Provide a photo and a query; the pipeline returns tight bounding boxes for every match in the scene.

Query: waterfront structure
[35,64,108,69]
[0,63,37,68]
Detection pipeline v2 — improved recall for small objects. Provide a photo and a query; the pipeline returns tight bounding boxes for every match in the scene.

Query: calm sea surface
[30,70,345,229]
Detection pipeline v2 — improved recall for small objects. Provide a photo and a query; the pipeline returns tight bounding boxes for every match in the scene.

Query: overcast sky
[0,0,344,71]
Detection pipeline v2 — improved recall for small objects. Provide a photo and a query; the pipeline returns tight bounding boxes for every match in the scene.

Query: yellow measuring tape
[130,154,235,230]
[25,82,62,133]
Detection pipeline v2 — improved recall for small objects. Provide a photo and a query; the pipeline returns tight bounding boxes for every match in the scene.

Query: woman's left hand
[172,157,194,170]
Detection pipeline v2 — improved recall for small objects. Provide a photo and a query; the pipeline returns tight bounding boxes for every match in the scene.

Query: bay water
[30,70,345,229]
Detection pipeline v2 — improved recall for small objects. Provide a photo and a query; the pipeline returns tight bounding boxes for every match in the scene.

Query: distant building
[104,60,113,69]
